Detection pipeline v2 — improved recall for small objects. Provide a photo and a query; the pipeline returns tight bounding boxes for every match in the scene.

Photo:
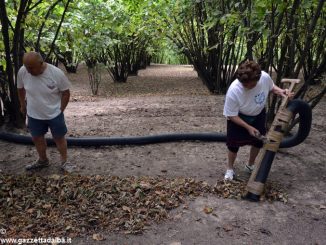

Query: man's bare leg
[227,150,237,170]
[32,135,48,161]
[248,146,260,166]
[53,136,67,163]
[26,135,49,170]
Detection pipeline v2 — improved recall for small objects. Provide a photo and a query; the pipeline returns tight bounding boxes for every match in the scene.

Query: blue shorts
[28,112,67,138]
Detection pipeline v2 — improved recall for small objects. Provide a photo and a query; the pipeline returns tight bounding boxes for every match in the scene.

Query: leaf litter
[0,173,287,238]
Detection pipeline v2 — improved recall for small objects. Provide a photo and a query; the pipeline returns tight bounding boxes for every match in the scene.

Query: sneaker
[61,161,77,173]
[25,159,49,171]
[224,169,236,180]
[244,164,255,174]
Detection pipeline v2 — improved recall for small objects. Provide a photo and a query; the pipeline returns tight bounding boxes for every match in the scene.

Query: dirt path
[0,64,325,244]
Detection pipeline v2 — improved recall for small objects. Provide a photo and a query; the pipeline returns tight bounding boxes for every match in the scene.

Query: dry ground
[0,64,325,245]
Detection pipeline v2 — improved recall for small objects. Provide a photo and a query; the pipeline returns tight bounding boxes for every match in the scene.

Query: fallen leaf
[259,228,272,236]
[223,224,233,232]
[122,206,131,212]
[42,204,52,209]
[49,174,61,180]
[319,205,326,210]
[203,206,213,214]
[92,233,105,241]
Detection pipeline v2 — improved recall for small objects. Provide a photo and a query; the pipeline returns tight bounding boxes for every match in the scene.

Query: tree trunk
[0,0,25,128]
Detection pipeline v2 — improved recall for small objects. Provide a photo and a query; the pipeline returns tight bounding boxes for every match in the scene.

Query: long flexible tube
[0,100,311,148]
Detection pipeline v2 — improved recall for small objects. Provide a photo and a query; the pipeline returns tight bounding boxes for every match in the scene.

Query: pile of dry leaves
[0,174,287,238]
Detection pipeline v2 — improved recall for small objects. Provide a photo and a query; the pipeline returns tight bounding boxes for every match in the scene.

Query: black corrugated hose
[0,99,312,148]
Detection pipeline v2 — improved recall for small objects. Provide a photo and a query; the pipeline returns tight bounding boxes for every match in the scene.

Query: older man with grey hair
[17,51,75,172]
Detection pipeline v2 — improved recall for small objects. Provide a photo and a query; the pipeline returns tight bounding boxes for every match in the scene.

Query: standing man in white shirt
[223,60,293,180]
[17,51,74,172]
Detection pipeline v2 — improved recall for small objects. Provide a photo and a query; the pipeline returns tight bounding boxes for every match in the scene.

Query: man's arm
[17,88,26,115]
[271,85,294,98]
[60,89,70,112]
[228,116,260,137]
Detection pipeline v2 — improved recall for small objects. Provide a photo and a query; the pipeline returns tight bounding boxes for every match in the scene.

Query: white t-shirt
[17,64,71,120]
[223,71,274,117]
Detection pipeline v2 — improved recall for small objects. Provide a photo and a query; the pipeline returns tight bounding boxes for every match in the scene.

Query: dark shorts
[28,112,67,138]
[226,109,266,152]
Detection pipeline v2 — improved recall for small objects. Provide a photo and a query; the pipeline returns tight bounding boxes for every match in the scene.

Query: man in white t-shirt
[17,51,74,172]
[223,60,293,180]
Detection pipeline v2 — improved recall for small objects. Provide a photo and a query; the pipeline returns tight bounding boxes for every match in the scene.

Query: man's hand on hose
[247,125,260,137]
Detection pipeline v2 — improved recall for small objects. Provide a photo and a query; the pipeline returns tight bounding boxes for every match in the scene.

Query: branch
[35,0,63,51]
[26,0,43,12]
[46,0,72,59]
[294,0,325,77]
[308,85,326,109]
